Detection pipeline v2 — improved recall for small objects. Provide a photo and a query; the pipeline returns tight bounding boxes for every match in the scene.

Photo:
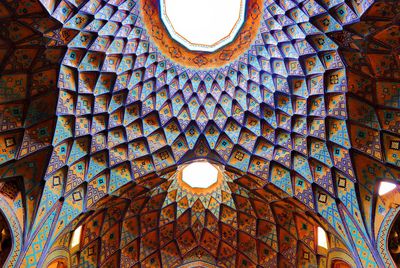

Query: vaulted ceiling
[0,0,399,267]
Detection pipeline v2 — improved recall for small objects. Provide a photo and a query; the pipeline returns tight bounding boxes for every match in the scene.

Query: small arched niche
[0,212,12,265]
[47,259,68,268]
[388,214,400,266]
[331,260,352,268]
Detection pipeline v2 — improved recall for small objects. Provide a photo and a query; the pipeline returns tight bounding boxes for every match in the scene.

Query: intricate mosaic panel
[51,171,332,268]
[0,0,399,267]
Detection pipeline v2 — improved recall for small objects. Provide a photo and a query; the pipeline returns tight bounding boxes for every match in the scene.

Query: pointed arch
[0,197,23,267]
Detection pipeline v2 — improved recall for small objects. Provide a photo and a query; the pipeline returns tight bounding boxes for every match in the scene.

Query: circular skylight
[160,0,246,52]
[182,161,219,188]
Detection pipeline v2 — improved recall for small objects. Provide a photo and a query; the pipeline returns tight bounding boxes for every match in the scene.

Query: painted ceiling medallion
[160,0,246,52]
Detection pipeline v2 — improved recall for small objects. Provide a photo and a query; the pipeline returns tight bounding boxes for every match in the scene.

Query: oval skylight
[160,0,246,52]
[182,161,219,188]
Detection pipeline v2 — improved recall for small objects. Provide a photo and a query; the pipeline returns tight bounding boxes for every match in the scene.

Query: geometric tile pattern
[0,0,398,267]
[331,1,400,266]
[51,171,330,268]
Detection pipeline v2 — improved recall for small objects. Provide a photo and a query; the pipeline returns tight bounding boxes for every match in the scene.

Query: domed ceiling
[0,0,399,267]
[61,168,330,267]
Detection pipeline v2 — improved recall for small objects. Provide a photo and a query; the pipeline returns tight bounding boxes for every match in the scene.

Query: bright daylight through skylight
[182,161,219,189]
[160,0,245,51]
